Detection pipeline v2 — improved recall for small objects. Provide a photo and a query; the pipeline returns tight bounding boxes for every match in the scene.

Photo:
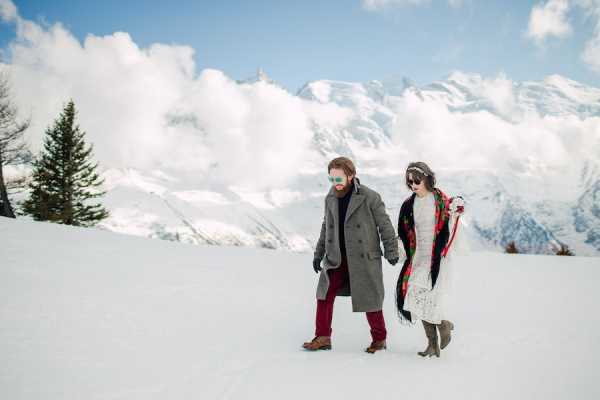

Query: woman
[396,162,465,358]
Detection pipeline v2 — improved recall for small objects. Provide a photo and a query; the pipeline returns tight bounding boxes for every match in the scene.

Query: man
[303,157,399,353]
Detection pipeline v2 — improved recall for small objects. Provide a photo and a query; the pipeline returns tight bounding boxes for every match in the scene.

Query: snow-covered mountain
[574,161,600,250]
[73,72,600,256]
[418,73,600,118]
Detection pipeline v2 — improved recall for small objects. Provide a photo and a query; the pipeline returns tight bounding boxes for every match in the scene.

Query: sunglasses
[328,176,345,184]
[407,178,422,186]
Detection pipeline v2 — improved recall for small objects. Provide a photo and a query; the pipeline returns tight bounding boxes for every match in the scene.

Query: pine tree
[21,100,109,226]
[505,241,519,254]
[555,244,574,256]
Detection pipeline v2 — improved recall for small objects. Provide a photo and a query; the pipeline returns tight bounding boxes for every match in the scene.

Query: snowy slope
[1,218,598,399]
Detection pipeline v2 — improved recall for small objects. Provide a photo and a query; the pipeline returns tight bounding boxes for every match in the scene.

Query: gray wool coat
[314,178,399,312]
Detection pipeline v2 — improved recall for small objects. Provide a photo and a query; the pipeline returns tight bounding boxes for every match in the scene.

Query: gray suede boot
[437,320,454,350]
[418,320,440,358]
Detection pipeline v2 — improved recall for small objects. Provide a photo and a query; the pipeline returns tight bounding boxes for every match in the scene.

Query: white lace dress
[403,192,457,324]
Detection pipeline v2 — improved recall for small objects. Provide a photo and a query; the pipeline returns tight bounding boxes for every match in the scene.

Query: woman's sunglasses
[328,176,345,184]
[407,178,422,186]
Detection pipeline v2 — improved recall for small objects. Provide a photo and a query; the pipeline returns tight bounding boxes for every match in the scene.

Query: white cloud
[525,0,600,75]
[443,71,519,119]
[0,0,17,22]
[0,0,319,189]
[467,73,518,117]
[362,0,430,10]
[527,0,572,44]
[582,35,600,72]
[387,82,599,185]
[448,0,464,8]
[578,0,600,72]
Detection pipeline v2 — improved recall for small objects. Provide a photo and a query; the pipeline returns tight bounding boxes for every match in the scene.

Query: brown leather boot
[418,321,440,358]
[365,340,387,354]
[437,320,454,350]
[302,336,332,351]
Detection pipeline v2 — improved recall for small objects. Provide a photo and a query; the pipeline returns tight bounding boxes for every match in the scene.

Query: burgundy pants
[315,259,387,341]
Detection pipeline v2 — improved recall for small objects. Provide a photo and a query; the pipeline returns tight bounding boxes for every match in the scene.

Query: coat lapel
[326,189,338,228]
[345,195,365,223]
[344,184,365,224]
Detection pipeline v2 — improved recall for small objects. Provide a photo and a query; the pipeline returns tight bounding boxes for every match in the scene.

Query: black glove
[313,258,322,273]
[388,257,399,266]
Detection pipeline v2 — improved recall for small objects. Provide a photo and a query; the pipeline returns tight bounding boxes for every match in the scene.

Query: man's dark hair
[328,157,356,177]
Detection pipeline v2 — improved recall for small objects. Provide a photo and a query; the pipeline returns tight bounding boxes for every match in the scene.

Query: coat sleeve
[370,192,399,261]
[314,203,327,261]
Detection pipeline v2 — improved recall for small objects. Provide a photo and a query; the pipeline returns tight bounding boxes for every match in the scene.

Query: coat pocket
[367,250,383,260]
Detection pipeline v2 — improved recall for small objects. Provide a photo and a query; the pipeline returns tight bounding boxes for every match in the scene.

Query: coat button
[356,224,361,228]
[361,253,365,258]
[327,239,332,243]
[358,239,363,244]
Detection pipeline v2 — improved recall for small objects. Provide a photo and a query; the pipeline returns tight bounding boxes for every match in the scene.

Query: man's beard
[334,180,353,198]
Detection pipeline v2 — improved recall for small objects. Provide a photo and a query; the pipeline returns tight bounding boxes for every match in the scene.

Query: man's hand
[388,257,399,266]
[313,258,323,273]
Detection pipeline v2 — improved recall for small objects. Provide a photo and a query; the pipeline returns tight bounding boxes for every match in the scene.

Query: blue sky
[0,0,597,91]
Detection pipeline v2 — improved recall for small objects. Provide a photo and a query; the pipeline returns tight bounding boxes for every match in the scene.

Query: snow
[100,207,162,237]
[1,217,599,399]
[267,189,303,208]
[228,188,276,210]
[171,190,231,205]
[227,188,305,210]
[102,168,168,196]
[83,161,600,257]
[542,74,600,104]
[306,81,331,103]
